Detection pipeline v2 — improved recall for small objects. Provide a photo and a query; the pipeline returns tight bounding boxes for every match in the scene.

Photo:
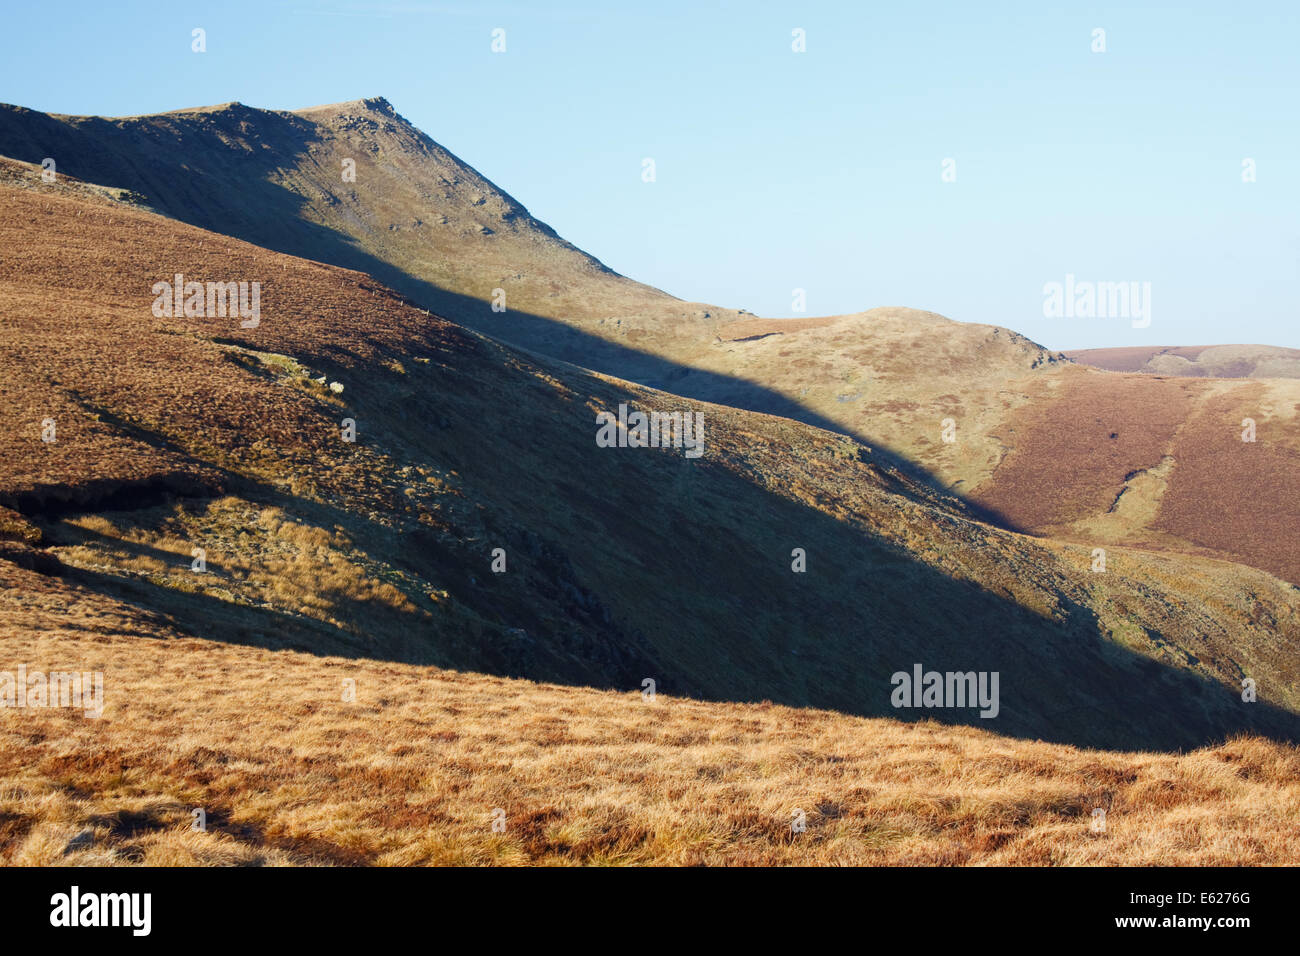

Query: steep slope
[0,97,682,332]
[0,97,1059,414]
[1,167,1299,752]
[0,97,1297,587]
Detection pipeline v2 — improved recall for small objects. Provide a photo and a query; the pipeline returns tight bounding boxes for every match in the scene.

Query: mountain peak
[295,95,398,118]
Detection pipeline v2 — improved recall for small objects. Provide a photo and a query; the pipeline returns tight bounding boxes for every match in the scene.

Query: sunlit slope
[0,97,682,330]
[2,99,1294,587]
[4,564,1299,866]
[2,171,1299,749]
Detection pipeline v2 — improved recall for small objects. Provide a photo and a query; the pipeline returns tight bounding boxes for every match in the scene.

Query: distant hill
[1067,345,1300,379]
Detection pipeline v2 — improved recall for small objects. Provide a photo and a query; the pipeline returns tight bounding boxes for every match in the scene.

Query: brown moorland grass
[970,368,1300,585]
[1068,345,1300,379]
[1157,384,1300,585]
[970,369,1195,530]
[2,558,1298,867]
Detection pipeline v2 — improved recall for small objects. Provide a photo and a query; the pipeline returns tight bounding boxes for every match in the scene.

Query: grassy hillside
[2,99,1296,589]
[4,574,1299,866]
[0,97,679,330]
[1,167,1298,756]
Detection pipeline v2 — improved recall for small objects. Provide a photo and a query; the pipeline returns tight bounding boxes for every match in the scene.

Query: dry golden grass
[56,501,419,629]
[2,560,1298,867]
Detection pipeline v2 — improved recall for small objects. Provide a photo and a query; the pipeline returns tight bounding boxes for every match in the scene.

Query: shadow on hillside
[0,111,1008,527]
[5,112,1294,752]
[34,405,1300,757]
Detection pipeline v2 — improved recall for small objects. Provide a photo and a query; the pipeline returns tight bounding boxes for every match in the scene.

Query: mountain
[2,97,1296,590]
[2,158,1299,753]
[0,96,677,329]
[5,132,1300,868]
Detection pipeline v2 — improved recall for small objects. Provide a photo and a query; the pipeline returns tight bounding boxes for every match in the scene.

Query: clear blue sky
[2,1,1296,349]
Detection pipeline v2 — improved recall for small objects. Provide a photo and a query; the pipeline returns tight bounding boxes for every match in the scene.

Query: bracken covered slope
[0,97,680,332]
